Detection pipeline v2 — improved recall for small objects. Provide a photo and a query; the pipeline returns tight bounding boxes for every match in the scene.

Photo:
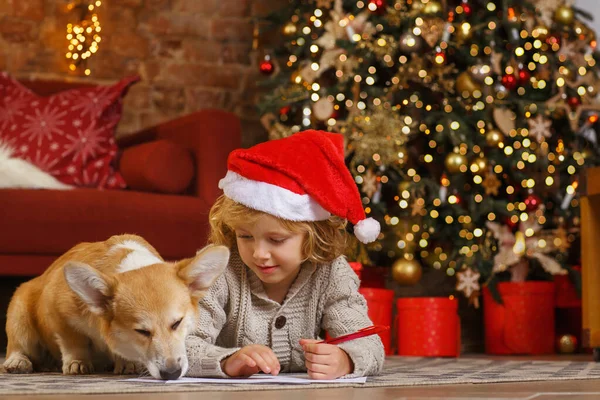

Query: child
[185,130,384,379]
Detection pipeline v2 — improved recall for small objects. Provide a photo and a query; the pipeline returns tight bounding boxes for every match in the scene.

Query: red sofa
[0,80,241,276]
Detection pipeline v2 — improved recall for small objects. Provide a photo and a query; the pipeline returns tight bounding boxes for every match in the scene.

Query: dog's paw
[3,353,33,374]
[62,360,94,375]
[114,359,145,375]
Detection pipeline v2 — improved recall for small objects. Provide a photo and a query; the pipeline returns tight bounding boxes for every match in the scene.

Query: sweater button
[275,316,286,329]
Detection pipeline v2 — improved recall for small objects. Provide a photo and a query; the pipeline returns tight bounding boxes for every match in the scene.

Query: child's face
[234,214,306,293]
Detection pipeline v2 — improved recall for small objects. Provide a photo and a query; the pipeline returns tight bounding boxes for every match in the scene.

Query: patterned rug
[2,357,600,395]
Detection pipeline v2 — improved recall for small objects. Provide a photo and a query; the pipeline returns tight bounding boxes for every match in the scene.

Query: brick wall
[0,0,281,147]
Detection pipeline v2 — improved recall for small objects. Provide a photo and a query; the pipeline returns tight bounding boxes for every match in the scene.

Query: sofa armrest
[118,109,241,206]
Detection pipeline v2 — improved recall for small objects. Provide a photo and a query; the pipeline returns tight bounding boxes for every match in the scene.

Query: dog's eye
[171,319,183,330]
[135,329,152,337]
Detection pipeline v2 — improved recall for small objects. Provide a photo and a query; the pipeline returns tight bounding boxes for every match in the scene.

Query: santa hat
[218,130,380,243]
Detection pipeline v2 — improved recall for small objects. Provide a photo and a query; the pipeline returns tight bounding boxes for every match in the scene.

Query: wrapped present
[349,261,363,280]
[483,281,555,355]
[360,265,388,288]
[554,272,581,308]
[396,297,460,357]
[359,288,394,355]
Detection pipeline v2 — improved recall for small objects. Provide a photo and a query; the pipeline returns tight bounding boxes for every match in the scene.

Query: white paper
[125,373,367,385]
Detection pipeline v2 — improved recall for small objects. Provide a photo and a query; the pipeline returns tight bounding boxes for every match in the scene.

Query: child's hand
[221,344,280,378]
[299,339,354,379]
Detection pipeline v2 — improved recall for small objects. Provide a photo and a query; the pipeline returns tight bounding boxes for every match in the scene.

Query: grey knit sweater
[185,250,385,378]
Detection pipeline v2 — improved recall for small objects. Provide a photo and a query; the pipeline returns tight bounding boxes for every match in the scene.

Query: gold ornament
[392,257,423,285]
[445,152,468,174]
[283,22,297,36]
[557,334,578,354]
[485,128,504,147]
[455,72,481,97]
[470,156,488,175]
[554,5,574,25]
[423,0,442,14]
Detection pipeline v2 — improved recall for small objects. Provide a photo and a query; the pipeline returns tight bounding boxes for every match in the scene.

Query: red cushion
[0,188,210,260]
[120,140,195,194]
[0,73,140,189]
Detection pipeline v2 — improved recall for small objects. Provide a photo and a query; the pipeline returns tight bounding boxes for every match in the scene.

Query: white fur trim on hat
[218,171,331,221]
[354,217,380,244]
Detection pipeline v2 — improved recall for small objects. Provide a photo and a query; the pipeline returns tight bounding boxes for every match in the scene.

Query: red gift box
[396,297,460,357]
[554,273,581,308]
[349,262,363,281]
[483,281,555,355]
[358,288,394,355]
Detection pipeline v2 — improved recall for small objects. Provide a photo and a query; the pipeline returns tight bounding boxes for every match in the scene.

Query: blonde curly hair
[208,195,349,264]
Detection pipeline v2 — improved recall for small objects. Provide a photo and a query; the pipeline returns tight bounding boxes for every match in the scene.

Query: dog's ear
[177,245,229,298]
[64,262,115,315]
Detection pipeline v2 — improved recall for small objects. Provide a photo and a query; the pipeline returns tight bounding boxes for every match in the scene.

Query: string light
[66,0,101,75]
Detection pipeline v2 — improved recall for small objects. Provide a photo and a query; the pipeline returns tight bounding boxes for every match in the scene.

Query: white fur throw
[0,142,72,190]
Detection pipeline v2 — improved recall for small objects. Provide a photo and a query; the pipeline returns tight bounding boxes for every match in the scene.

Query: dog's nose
[159,367,182,380]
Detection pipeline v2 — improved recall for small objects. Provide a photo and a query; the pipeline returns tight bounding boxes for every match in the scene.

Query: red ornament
[567,96,581,109]
[518,69,531,85]
[435,50,446,64]
[462,1,472,15]
[501,73,518,90]
[368,0,386,14]
[505,216,518,229]
[279,105,291,115]
[524,193,542,211]
[259,55,275,75]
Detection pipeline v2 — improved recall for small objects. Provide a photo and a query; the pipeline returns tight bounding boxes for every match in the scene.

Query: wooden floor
[2,355,600,400]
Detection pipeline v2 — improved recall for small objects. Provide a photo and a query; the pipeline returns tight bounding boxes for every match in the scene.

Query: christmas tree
[257,0,600,305]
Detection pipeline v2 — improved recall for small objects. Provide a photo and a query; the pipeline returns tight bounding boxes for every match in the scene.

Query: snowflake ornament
[558,40,577,61]
[361,168,378,198]
[482,172,501,196]
[456,268,481,298]
[527,114,552,142]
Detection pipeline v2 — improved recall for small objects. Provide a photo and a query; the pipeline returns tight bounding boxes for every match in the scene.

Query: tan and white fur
[3,234,229,380]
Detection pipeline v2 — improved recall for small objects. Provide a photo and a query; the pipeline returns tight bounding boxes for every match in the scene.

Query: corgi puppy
[3,234,229,380]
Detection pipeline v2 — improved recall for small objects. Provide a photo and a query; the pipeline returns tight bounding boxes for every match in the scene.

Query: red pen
[319,325,389,345]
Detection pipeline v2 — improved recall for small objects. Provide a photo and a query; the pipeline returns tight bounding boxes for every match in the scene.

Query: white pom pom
[354,218,380,244]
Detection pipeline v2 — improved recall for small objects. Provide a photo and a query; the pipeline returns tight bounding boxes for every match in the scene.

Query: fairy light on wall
[65,0,102,76]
